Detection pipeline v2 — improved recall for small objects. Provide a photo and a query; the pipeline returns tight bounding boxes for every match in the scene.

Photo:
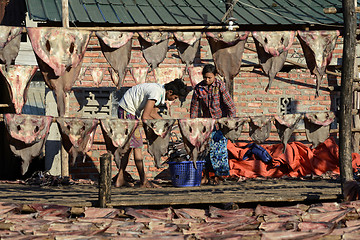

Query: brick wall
[66,33,343,180]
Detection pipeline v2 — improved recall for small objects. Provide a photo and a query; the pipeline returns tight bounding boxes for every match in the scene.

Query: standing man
[190,64,237,185]
[117,78,188,188]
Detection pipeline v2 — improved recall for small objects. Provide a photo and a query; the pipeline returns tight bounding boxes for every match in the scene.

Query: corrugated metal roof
[25,0,349,27]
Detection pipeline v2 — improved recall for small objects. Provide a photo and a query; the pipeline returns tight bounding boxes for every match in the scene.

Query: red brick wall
[67,33,342,180]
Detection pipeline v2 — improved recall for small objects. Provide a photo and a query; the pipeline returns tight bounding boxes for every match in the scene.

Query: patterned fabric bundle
[205,130,230,176]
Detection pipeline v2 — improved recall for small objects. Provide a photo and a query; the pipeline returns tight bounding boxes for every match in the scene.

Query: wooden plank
[0,179,341,207]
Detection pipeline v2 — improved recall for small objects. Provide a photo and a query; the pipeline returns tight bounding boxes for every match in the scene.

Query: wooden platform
[0,178,343,208]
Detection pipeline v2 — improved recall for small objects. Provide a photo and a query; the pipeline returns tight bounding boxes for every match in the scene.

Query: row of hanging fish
[3,111,336,175]
[0,26,340,116]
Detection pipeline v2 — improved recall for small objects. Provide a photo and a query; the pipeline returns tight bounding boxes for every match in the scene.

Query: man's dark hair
[202,64,217,76]
[164,78,187,97]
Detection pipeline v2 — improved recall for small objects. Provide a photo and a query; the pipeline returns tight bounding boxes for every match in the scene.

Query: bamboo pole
[68,25,238,31]
[62,0,69,28]
[339,0,356,190]
[225,0,235,97]
[60,94,69,177]
[61,0,69,177]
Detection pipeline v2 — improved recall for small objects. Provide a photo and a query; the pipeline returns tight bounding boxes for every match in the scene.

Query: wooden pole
[98,153,112,208]
[61,0,69,177]
[340,0,356,190]
[62,0,69,28]
[353,0,360,154]
[225,0,234,98]
[60,93,69,177]
[70,25,238,31]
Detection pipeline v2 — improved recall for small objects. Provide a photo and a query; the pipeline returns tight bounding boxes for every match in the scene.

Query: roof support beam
[61,0,70,178]
[339,0,356,193]
[62,0,69,28]
[324,6,360,14]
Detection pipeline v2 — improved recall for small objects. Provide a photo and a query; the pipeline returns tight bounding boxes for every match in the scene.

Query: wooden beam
[70,25,238,31]
[62,0,69,28]
[61,0,69,177]
[61,93,69,177]
[339,0,356,190]
[324,6,360,14]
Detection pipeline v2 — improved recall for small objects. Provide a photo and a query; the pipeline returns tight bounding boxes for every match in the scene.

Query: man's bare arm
[142,100,162,120]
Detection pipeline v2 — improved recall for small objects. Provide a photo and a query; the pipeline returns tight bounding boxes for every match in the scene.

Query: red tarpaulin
[228,137,360,178]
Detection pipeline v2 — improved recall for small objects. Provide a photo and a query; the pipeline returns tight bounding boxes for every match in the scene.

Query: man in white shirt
[117,78,187,188]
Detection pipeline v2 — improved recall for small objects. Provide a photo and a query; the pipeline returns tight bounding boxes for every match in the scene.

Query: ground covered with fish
[2,200,360,239]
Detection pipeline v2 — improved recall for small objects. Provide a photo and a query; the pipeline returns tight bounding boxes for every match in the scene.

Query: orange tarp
[228,137,360,178]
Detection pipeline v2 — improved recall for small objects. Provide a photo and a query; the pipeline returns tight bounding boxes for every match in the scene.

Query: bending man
[117,78,188,188]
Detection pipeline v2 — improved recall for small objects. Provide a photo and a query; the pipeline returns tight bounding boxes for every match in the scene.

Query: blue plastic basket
[168,161,205,187]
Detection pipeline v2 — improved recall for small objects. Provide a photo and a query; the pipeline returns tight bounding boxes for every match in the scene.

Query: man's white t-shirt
[118,83,166,118]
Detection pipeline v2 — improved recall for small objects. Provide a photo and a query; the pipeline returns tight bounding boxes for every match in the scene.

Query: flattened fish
[27,27,91,116]
[153,67,183,85]
[274,113,302,152]
[217,117,247,141]
[0,65,38,114]
[57,117,98,166]
[0,26,22,67]
[100,119,139,169]
[178,118,215,168]
[130,67,149,85]
[206,31,249,92]
[143,119,176,168]
[90,67,105,87]
[96,31,133,89]
[138,31,169,71]
[173,32,202,71]
[304,112,335,149]
[4,114,53,175]
[252,31,295,91]
[297,30,339,97]
[249,116,272,144]
[188,66,203,88]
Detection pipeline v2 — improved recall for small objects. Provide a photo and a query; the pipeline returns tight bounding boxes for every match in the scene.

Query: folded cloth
[243,143,272,163]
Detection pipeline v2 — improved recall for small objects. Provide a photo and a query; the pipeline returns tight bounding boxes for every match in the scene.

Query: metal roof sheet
[25,0,350,27]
